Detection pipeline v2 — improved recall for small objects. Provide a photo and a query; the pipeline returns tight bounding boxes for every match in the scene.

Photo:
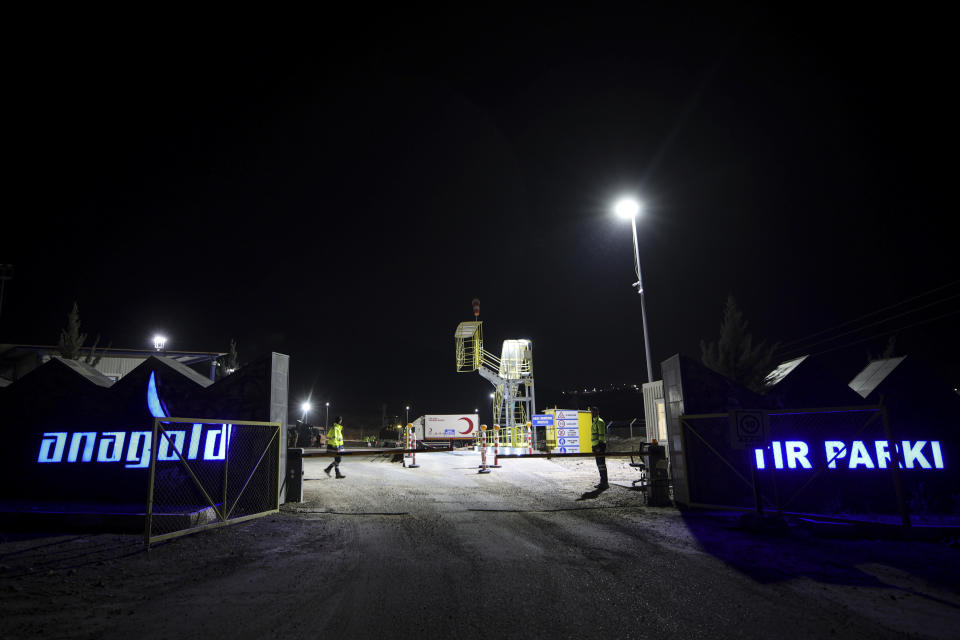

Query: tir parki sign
[753,440,945,471]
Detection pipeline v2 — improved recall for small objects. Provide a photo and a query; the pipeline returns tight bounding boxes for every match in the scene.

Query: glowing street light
[613,196,654,383]
[153,335,167,351]
[301,401,311,423]
[406,405,410,425]
[614,198,641,219]
[325,401,330,429]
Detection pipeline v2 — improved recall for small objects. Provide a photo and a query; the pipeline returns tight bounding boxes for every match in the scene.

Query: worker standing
[590,406,608,490]
[324,416,346,479]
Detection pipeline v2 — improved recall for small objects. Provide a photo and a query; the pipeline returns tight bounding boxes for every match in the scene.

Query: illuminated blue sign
[754,440,945,470]
[36,372,233,468]
[532,415,554,427]
[37,424,233,467]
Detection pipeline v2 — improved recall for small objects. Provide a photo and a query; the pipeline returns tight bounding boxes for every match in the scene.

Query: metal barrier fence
[145,417,281,548]
[679,405,955,526]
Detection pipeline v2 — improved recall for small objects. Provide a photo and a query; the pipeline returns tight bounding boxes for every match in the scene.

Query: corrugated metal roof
[50,356,115,388]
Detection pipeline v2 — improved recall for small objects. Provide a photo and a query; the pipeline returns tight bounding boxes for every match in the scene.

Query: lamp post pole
[325,402,330,429]
[630,213,654,384]
[616,197,654,384]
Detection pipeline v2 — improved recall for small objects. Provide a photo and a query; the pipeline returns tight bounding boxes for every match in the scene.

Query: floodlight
[614,197,642,219]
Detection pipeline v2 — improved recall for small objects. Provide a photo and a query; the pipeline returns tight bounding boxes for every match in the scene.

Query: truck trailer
[412,414,479,445]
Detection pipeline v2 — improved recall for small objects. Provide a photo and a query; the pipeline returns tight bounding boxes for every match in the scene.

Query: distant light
[406,405,410,410]
[153,335,167,351]
[325,402,330,407]
[301,401,311,413]
[614,197,642,219]
[489,393,495,398]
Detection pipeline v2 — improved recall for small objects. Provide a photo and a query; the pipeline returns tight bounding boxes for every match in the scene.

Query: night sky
[5,8,958,426]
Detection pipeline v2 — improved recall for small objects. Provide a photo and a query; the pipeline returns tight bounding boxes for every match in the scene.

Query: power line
[778,279,960,350]
[803,308,960,359]
[779,292,960,359]
[777,280,960,355]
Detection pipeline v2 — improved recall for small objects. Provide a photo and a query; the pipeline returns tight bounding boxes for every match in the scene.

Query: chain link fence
[145,418,281,548]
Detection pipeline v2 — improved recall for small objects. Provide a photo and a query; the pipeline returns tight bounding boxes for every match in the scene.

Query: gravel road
[1,449,958,639]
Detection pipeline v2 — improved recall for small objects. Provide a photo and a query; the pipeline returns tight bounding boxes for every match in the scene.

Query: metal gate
[677,405,935,525]
[145,417,281,548]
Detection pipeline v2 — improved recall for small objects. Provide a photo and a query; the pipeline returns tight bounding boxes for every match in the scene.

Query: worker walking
[324,416,346,479]
[590,406,608,490]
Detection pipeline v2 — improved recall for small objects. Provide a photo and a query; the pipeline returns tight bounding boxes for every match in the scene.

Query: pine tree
[700,295,780,392]
[216,339,240,379]
[57,302,87,360]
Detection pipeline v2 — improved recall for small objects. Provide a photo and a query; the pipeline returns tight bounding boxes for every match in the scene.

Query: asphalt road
[1,449,958,639]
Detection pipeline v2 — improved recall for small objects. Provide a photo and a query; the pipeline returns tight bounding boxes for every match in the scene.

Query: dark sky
[5,8,958,425]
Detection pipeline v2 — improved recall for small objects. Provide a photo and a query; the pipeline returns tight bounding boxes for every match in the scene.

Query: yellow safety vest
[591,417,606,447]
[328,423,344,447]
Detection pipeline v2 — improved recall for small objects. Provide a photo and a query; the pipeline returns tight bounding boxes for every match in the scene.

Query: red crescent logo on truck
[458,417,475,435]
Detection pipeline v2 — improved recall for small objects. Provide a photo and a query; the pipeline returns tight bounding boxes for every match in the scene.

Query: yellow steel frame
[455,321,484,372]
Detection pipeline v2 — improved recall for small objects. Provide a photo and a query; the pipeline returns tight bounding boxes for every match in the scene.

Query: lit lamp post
[405,405,410,425]
[301,401,311,424]
[153,335,167,352]
[325,402,330,429]
[614,197,654,383]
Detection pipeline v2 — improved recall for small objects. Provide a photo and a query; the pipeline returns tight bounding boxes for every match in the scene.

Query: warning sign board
[729,411,768,450]
[555,410,581,452]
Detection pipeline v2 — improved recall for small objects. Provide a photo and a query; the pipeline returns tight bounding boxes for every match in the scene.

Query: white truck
[412,414,479,444]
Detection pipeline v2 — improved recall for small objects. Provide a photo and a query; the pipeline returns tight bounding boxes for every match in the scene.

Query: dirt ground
[1,448,958,639]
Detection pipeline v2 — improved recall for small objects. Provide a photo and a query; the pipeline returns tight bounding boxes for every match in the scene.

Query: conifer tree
[217,339,240,379]
[700,295,779,392]
[56,302,109,364]
[57,302,87,360]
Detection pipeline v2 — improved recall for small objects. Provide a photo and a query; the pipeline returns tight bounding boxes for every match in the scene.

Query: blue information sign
[532,414,554,427]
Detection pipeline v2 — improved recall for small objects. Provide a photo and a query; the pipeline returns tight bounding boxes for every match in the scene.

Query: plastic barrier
[405,422,419,468]
[478,425,491,474]
[490,424,502,468]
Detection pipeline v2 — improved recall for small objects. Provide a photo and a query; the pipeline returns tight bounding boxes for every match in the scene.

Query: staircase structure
[455,321,536,437]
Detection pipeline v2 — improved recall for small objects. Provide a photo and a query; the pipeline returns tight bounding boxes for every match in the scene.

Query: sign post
[730,411,769,516]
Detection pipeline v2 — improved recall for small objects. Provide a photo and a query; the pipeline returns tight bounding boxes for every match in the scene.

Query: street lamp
[325,402,330,429]
[405,405,410,425]
[301,401,311,423]
[153,335,167,351]
[614,196,654,383]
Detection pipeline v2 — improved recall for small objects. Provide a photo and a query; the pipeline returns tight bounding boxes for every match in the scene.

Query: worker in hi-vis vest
[590,406,608,490]
[324,416,346,479]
